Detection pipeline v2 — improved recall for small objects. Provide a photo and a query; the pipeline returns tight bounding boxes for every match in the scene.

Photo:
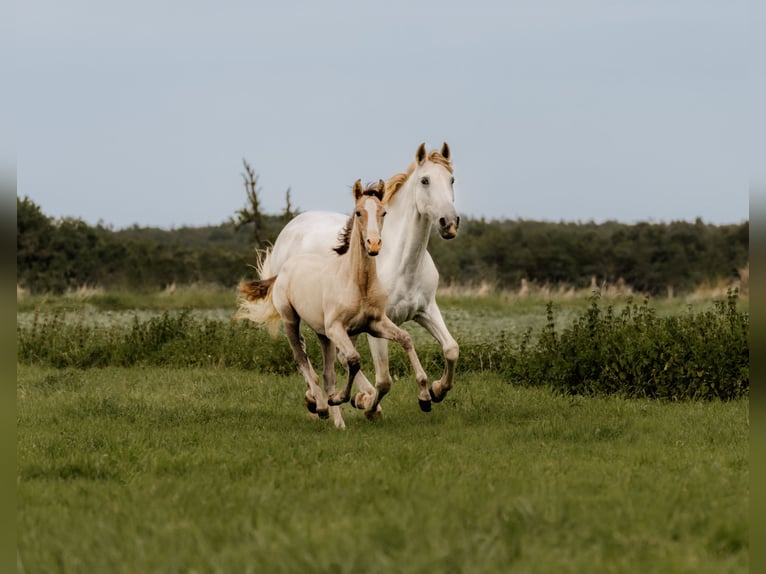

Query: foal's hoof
[428,386,445,404]
[327,394,348,407]
[316,408,330,420]
[364,408,382,421]
[418,399,432,412]
[350,392,367,410]
[304,395,317,414]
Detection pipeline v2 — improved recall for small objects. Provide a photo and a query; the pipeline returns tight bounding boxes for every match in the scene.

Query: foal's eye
[420,176,429,186]
[451,176,455,185]
[382,211,387,217]
[355,211,362,217]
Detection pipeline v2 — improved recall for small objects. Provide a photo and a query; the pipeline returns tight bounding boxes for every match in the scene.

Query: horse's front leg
[368,320,430,413]
[414,299,459,403]
[318,334,345,429]
[336,336,380,414]
[325,325,362,409]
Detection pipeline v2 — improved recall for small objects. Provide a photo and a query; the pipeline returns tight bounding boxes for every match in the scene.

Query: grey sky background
[16,0,751,229]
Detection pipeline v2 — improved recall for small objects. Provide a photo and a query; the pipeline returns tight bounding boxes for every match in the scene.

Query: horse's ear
[376,179,385,199]
[441,142,450,160]
[416,143,427,165]
[352,179,363,199]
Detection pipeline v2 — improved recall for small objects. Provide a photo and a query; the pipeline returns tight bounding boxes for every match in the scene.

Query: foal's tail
[235,275,281,337]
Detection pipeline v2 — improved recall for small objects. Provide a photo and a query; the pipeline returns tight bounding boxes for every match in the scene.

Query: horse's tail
[256,247,273,279]
[235,276,281,338]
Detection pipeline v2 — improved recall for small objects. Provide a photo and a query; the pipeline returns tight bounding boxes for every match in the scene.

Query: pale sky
[15,0,752,229]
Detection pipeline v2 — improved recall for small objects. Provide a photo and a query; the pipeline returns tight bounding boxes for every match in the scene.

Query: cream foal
[237,180,428,429]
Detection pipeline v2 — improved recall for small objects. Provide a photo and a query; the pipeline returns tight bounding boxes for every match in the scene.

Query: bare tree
[282,186,299,222]
[232,158,264,248]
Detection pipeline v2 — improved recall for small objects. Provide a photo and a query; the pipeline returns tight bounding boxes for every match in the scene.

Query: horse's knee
[444,341,459,363]
[346,352,361,373]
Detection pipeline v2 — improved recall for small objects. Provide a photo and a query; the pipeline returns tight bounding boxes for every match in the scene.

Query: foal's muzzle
[366,238,382,255]
[438,215,460,239]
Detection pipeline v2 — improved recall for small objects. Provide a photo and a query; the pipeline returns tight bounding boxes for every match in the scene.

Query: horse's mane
[333,184,385,255]
[384,150,453,203]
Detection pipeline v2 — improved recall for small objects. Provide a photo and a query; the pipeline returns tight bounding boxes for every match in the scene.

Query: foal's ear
[440,142,450,160]
[352,179,363,199]
[375,179,386,199]
[416,143,427,165]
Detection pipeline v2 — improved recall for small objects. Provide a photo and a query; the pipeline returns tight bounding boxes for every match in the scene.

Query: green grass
[17,366,748,573]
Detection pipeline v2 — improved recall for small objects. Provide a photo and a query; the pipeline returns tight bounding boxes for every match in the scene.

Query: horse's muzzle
[438,216,460,239]
[366,238,382,255]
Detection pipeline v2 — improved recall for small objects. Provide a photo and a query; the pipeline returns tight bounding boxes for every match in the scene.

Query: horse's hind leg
[282,311,329,419]
[318,334,345,429]
[361,336,393,419]
[369,319,430,413]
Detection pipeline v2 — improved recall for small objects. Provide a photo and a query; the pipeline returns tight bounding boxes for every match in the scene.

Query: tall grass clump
[513,290,748,400]
[18,310,296,372]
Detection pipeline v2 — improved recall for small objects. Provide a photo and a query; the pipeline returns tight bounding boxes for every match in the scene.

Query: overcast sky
[16,0,752,229]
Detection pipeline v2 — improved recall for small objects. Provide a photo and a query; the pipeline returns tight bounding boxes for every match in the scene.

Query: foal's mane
[384,150,454,203]
[333,184,385,255]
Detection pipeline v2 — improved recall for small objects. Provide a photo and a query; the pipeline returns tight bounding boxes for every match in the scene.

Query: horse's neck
[345,225,379,294]
[382,182,431,274]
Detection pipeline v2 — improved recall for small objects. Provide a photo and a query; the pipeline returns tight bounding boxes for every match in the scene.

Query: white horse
[259,143,460,412]
[237,180,428,429]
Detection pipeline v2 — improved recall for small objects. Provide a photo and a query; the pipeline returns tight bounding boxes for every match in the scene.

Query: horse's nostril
[439,217,447,228]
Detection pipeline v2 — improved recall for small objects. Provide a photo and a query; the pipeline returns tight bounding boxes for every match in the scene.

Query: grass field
[16,290,749,573]
[18,373,748,573]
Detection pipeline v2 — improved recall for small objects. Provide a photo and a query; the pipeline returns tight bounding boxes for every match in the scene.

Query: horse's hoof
[350,392,367,410]
[418,399,432,412]
[305,396,317,414]
[316,408,330,420]
[329,394,349,406]
[364,408,381,421]
[429,386,445,404]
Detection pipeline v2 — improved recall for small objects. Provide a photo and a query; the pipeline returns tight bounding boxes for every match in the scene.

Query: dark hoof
[418,399,432,412]
[305,397,317,414]
[350,394,357,409]
[317,408,330,420]
[329,394,349,406]
[429,386,445,404]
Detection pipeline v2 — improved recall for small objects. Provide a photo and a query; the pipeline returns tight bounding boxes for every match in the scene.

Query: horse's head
[406,142,460,239]
[351,179,387,256]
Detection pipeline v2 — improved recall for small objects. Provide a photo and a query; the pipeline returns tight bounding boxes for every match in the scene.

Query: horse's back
[267,211,347,276]
[272,253,330,334]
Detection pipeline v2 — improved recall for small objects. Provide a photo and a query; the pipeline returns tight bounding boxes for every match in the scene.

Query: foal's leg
[337,341,377,395]
[324,325,363,409]
[282,311,329,419]
[318,334,345,429]
[337,336,381,416]
[414,299,459,403]
[368,319,430,414]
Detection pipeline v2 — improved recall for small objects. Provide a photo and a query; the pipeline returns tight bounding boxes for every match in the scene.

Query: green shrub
[17,293,748,401]
[512,290,748,400]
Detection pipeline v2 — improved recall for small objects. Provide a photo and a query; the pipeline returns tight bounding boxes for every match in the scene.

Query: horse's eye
[420,176,429,186]
[355,211,362,217]
[382,211,387,217]
[451,176,455,185]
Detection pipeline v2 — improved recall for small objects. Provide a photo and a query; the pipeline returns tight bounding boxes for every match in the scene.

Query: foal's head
[334,179,387,256]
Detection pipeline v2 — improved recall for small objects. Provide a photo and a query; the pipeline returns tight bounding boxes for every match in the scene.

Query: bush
[17,294,749,401]
[511,290,748,400]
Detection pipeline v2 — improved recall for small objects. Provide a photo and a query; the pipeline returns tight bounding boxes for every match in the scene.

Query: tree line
[17,196,748,295]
